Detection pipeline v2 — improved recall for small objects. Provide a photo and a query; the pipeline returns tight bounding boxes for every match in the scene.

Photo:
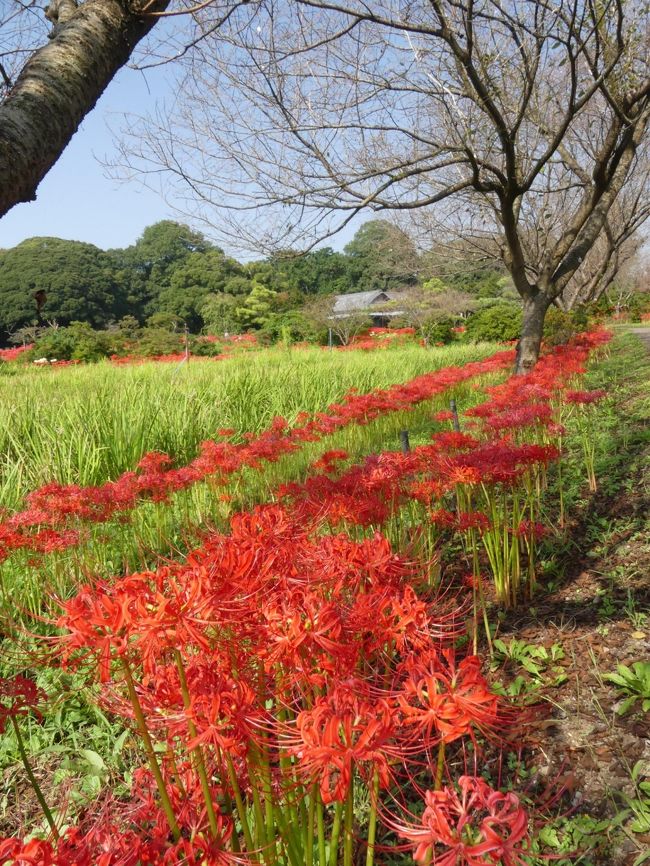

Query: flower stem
[11,716,59,839]
[328,801,343,866]
[343,779,354,866]
[306,784,317,866]
[225,752,256,855]
[365,771,379,866]
[121,658,180,841]
[434,740,446,791]
[173,650,220,839]
[317,788,326,866]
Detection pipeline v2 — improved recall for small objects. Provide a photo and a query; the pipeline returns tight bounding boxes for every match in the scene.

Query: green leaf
[538,826,561,847]
[112,729,130,756]
[78,749,106,774]
[617,695,639,716]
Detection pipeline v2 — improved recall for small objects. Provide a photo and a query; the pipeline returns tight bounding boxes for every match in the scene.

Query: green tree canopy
[236,282,278,330]
[157,248,242,330]
[0,237,122,338]
[111,221,211,320]
[343,221,420,292]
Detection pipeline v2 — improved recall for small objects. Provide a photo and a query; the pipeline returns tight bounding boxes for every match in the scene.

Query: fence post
[399,430,411,454]
[449,399,461,432]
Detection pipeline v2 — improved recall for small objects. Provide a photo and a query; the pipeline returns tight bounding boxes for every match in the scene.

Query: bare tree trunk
[515,293,551,375]
[0,0,170,219]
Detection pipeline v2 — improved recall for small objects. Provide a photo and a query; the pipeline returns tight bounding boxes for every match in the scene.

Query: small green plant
[531,813,615,865]
[624,592,649,632]
[624,761,650,829]
[490,638,567,698]
[604,661,650,715]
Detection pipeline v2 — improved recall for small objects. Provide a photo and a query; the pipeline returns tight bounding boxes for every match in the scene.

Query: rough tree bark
[0,0,171,219]
[515,293,552,375]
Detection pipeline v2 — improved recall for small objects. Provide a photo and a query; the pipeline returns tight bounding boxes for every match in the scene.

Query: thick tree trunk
[515,293,551,374]
[0,0,171,219]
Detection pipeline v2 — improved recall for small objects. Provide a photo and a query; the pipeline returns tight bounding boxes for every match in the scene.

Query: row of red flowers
[0,330,611,864]
[0,349,514,563]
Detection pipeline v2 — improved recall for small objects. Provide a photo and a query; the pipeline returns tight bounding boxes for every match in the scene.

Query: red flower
[0,676,46,733]
[398,652,499,744]
[396,776,530,865]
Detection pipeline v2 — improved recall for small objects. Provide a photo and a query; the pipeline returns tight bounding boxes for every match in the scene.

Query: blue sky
[0,59,361,257]
[0,62,178,252]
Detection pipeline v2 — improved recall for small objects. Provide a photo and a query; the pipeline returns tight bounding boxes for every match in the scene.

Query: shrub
[465,303,522,342]
[542,307,590,346]
[135,327,184,357]
[259,310,321,344]
[27,323,117,362]
[421,317,454,345]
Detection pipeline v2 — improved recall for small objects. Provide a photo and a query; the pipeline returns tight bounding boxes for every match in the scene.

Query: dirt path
[627,326,650,351]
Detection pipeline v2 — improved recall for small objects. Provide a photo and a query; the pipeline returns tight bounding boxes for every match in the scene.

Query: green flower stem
[365,771,379,866]
[121,658,180,841]
[317,788,327,866]
[173,650,220,839]
[434,740,446,791]
[328,801,343,866]
[306,784,317,866]
[343,779,354,866]
[225,752,256,856]
[11,715,59,839]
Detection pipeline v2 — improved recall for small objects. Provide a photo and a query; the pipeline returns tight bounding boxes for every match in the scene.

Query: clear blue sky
[0,63,178,252]
[0,61,361,257]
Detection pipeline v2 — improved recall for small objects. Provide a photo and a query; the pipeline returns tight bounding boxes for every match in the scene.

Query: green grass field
[0,342,499,511]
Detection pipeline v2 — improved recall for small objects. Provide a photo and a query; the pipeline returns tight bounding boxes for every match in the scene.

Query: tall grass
[0,343,498,509]
[0,342,503,615]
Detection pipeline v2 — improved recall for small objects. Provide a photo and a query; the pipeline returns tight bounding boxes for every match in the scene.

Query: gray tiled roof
[332,290,395,313]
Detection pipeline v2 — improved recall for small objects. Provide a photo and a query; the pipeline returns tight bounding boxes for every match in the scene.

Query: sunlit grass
[0,342,498,509]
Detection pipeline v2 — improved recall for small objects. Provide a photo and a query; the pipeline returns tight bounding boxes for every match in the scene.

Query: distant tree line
[1,218,647,351]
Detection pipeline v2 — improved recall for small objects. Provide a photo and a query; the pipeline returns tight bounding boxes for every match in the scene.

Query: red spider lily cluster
[0,676,46,732]
[0,349,513,564]
[395,776,529,865]
[339,327,418,352]
[276,330,610,607]
[0,345,33,362]
[1,330,612,865]
[2,505,521,865]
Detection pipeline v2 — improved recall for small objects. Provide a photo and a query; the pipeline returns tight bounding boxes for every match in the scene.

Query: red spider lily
[397,652,500,745]
[311,449,350,473]
[564,389,606,405]
[395,776,530,865]
[514,520,547,540]
[0,346,515,561]
[0,676,46,732]
[0,838,56,865]
[288,678,398,803]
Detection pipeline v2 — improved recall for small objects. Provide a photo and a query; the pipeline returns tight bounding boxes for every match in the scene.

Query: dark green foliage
[201,293,240,336]
[543,307,590,346]
[344,221,420,291]
[422,318,454,345]
[135,328,184,357]
[465,303,522,342]
[259,310,320,344]
[27,323,118,362]
[267,248,355,296]
[158,249,243,331]
[145,312,183,332]
[0,238,123,338]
